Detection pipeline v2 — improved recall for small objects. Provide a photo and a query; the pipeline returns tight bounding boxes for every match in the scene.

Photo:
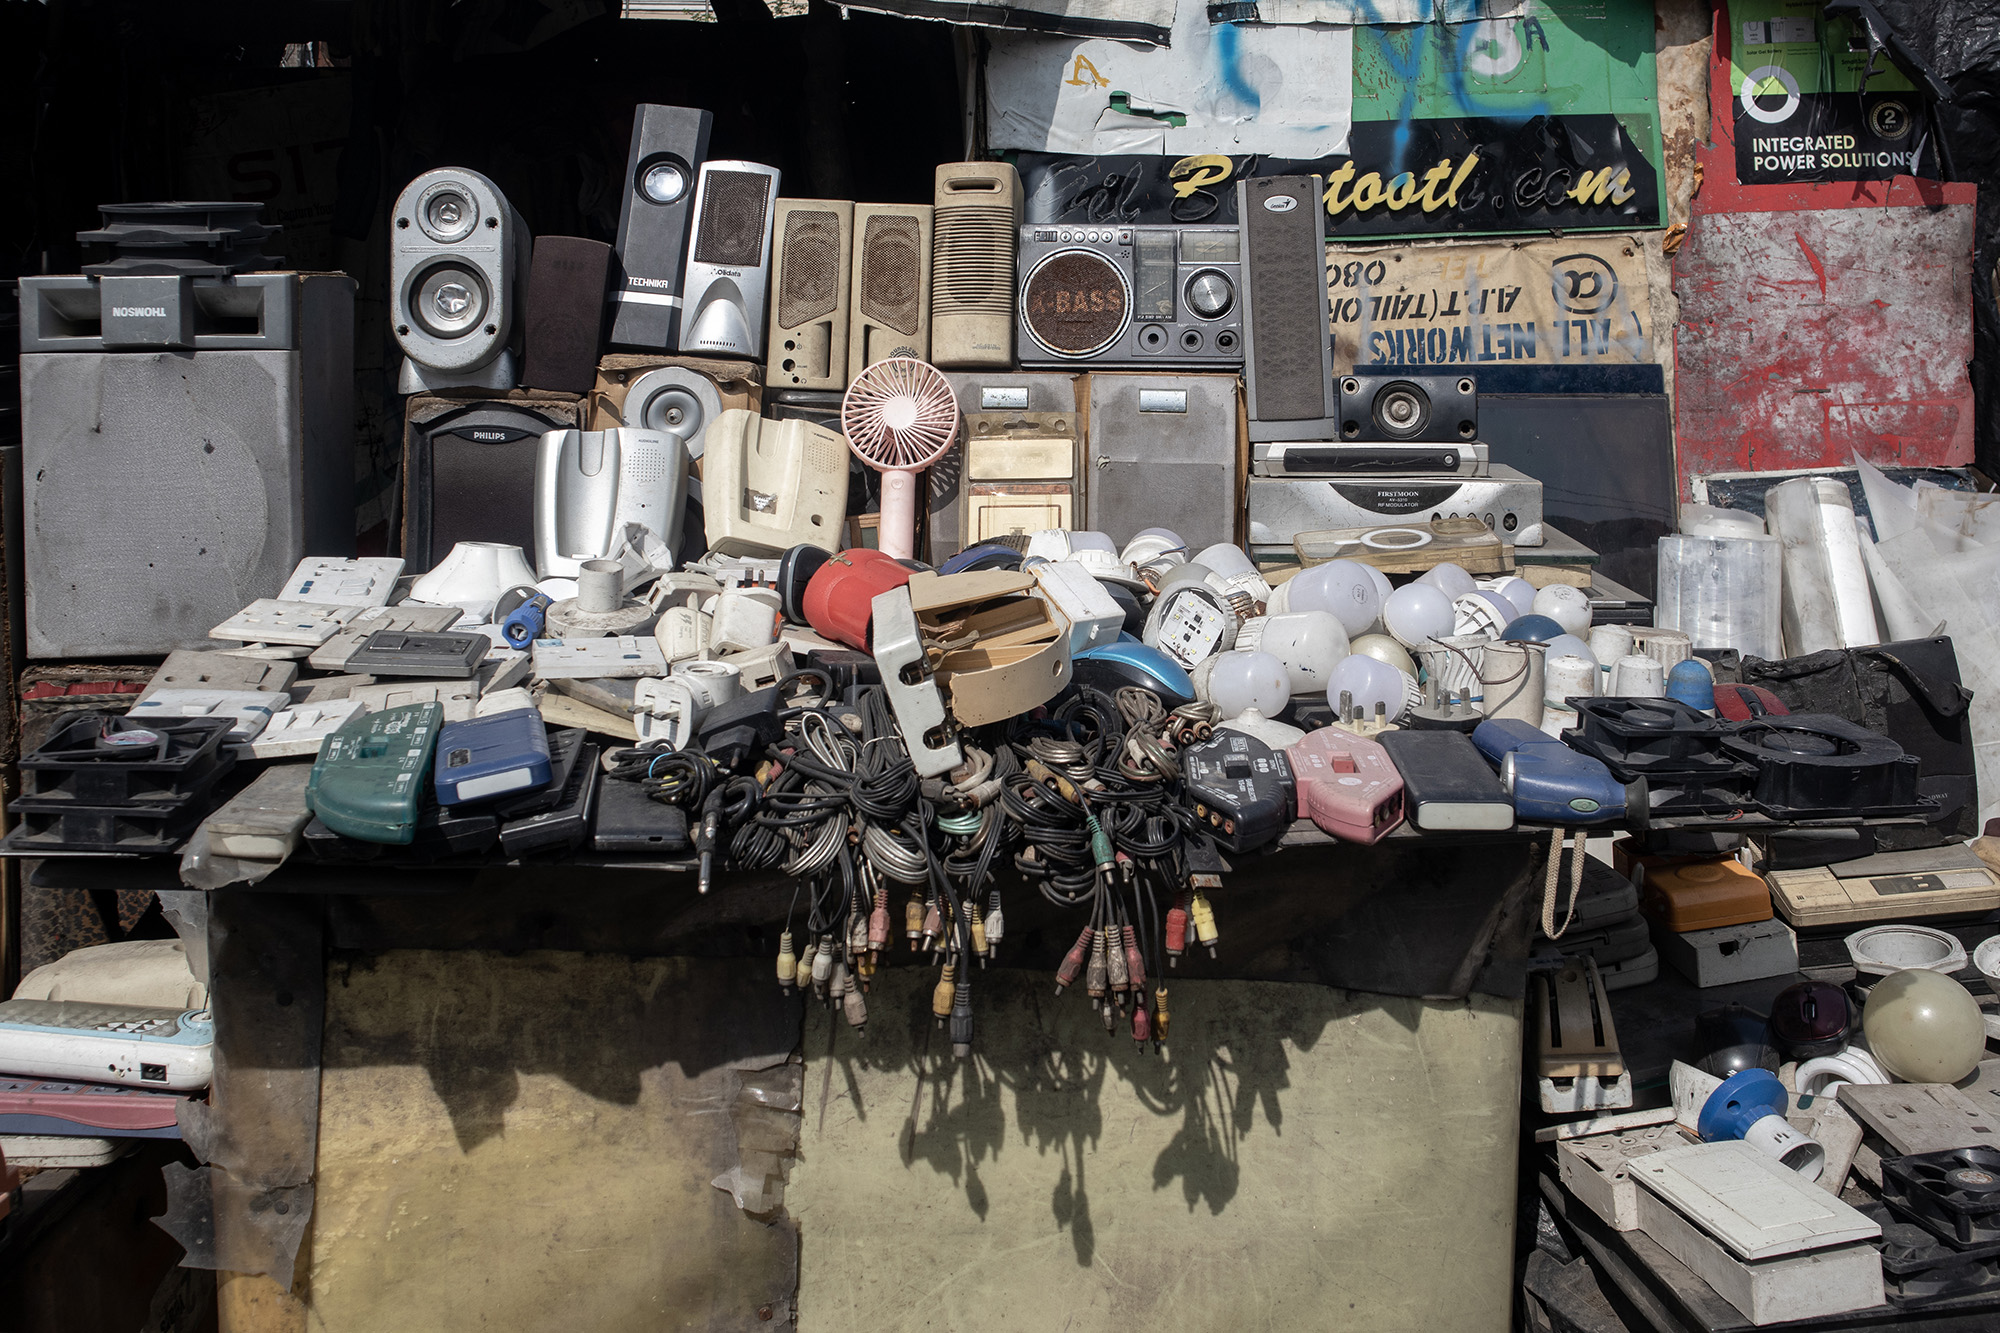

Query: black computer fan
[1884,1147,2000,1247]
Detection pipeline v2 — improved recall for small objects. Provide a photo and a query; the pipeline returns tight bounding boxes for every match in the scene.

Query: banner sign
[1727,0,1931,184]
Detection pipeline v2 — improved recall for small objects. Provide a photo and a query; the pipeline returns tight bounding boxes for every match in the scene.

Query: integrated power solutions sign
[1729,0,1929,184]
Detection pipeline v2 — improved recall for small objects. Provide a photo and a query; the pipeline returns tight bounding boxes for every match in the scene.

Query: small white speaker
[847,203,932,382]
[390,168,532,394]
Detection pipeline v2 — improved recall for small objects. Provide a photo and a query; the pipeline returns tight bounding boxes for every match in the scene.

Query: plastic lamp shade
[1666,659,1716,710]
[1206,651,1291,720]
[1067,530,1116,554]
[1289,561,1381,637]
[1863,966,1987,1084]
[1417,561,1477,600]
[1500,613,1566,643]
[1348,633,1417,676]
[1258,612,1351,694]
[1544,634,1597,668]
[1485,576,1537,619]
[1532,583,1593,636]
[1382,583,1455,648]
[1361,564,1393,608]
[1327,654,1415,721]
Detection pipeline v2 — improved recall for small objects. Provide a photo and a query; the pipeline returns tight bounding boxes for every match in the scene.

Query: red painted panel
[1672,4,1977,493]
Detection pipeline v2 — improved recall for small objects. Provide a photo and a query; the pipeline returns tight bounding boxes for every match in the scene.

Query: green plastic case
[304,702,444,845]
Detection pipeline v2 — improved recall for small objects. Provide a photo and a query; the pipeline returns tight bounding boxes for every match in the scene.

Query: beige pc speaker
[846,203,932,382]
[701,409,851,556]
[929,162,1020,369]
[767,199,853,391]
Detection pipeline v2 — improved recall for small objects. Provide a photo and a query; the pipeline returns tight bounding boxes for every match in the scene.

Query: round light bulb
[1533,583,1593,637]
[1863,968,1986,1084]
[1349,633,1417,676]
[1326,654,1415,722]
[1485,576,1537,619]
[1383,583,1455,648]
[1290,560,1380,637]
[1418,561,1477,600]
[1206,650,1290,720]
[1258,612,1351,694]
[1544,633,1597,667]
[1194,542,1257,580]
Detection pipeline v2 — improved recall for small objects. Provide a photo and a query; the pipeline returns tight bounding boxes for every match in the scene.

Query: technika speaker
[19,272,355,656]
[522,237,613,395]
[766,199,853,391]
[929,161,1020,369]
[608,104,714,352]
[847,203,932,381]
[1236,175,1336,443]
[390,167,532,394]
[676,161,781,360]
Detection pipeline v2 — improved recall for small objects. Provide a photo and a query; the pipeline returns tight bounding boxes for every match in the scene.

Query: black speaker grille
[1021,250,1129,358]
[777,209,842,329]
[859,214,923,335]
[1243,178,1327,422]
[693,170,773,268]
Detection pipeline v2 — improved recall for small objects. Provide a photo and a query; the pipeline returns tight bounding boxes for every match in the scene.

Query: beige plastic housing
[701,410,851,557]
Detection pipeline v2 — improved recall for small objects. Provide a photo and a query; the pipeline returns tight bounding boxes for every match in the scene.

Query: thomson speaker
[930,161,1021,369]
[848,203,933,381]
[767,199,852,391]
[608,104,714,352]
[676,161,781,360]
[19,272,355,656]
[390,167,532,394]
[1338,372,1477,442]
[1085,373,1240,552]
[401,395,582,573]
[1237,176,1336,442]
[523,237,613,394]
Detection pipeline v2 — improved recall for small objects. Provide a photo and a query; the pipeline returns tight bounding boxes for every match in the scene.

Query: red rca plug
[1055,926,1093,995]
[1132,1003,1151,1050]
[1123,924,1146,994]
[1165,892,1191,967]
[868,886,891,955]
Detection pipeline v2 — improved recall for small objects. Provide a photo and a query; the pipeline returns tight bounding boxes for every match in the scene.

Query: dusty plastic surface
[12,937,206,1008]
[180,765,314,888]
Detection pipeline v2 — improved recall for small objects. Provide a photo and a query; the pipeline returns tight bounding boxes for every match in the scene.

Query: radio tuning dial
[1186,270,1234,320]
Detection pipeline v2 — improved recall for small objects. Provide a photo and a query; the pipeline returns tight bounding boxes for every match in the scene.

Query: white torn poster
[1244,0,1523,21]
[984,4,1352,158]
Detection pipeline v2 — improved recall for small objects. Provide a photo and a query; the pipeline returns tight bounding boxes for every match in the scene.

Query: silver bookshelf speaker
[675,162,781,360]
[390,167,532,394]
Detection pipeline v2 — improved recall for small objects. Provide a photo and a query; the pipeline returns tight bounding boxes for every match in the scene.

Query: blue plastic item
[1666,659,1716,711]
[501,591,553,649]
[940,543,1025,575]
[1499,614,1565,643]
[1697,1068,1788,1142]
[434,708,553,806]
[1471,718,1639,824]
[1072,641,1196,705]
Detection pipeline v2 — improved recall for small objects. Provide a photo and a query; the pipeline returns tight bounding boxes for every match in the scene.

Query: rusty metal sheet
[1672,202,1976,487]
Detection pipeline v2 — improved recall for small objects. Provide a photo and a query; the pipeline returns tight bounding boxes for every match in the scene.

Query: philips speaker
[608,104,714,352]
[523,237,613,394]
[676,161,781,360]
[534,428,690,578]
[19,272,355,656]
[930,161,1020,369]
[390,168,532,394]
[767,199,853,391]
[1237,176,1336,442]
[402,396,581,573]
[847,203,933,381]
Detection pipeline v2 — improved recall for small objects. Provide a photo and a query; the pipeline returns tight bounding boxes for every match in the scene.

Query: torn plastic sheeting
[984,4,1353,158]
[839,0,1176,46]
[156,1162,313,1291]
[1238,0,1520,19]
[1855,453,1985,552]
[710,1058,803,1221]
[156,889,211,989]
[177,827,288,890]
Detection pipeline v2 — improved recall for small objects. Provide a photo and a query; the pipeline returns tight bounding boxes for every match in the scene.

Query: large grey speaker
[19,272,355,657]
[1237,176,1336,442]
[1085,373,1239,552]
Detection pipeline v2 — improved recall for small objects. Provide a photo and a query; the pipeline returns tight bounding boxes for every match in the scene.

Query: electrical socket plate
[247,698,366,758]
[347,681,478,722]
[141,650,299,701]
[210,600,363,647]
[280,556,407,607]
[128,690,285,745]
[532,636,668,680]
[309,604,464,670]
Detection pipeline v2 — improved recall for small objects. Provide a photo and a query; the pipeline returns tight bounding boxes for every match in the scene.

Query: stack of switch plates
[1557,1121,1692,1230]
[1630,1140,1884,1324]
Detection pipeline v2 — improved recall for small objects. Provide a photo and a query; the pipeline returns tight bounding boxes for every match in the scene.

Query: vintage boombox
[1015,224,1241,369]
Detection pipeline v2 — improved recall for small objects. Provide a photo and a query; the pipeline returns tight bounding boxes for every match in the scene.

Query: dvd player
[1247,464,1544,559]
[1253,439,1489,477]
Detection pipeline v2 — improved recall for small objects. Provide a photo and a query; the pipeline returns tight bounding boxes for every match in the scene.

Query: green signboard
[1726,0,1927,183]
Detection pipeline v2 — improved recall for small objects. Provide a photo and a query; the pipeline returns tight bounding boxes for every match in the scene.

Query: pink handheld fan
[840,357,960,561]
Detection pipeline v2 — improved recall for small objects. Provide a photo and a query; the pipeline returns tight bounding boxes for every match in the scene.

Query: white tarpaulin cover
[985,3,1353,157]
[843,0,1178,45]
[1235,0,1522,22]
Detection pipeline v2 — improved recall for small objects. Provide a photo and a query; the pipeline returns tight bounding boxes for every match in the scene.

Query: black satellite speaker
[1337,372,1478,442]
[401,397,582,573]
[523,237,613,394]
[1237,176,1337,443]
[608,104,715,352]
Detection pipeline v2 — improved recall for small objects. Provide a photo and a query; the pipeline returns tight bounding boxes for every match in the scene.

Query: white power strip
[129,689,285,745]
[280,556,406,607]
[532,636,668,680]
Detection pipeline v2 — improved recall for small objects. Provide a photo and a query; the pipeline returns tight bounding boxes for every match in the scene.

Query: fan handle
[879,468,920,561]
